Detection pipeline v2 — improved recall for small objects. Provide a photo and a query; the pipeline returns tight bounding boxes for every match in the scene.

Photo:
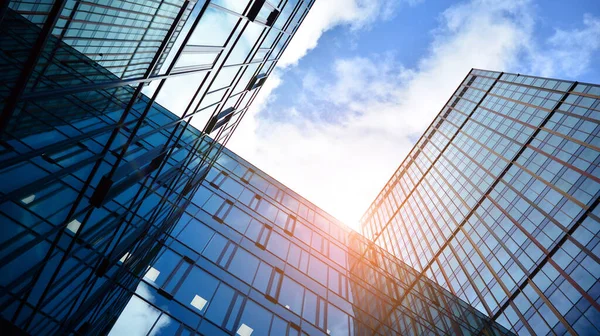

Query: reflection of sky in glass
[142,2,264,135]
[239,301,270,336]
[211,0,247,14]
[279,277,304,315]
[109,283,171,336]
[152,71,209,115]
[97,1,364,334]
[189,7,238,46]
[103,129,512,335]
[327,303,350,334]
[144,5,237,110]
[142,0,280,137]
[153,2,209,76]
[225,23,263,65]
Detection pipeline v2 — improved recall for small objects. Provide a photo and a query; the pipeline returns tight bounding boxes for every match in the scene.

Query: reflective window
[205,283,235,326]
[228,248,259,284]
[279,277,304,315]
[177,220,214,252]
[175,267,219,314]
[238,301,272,336]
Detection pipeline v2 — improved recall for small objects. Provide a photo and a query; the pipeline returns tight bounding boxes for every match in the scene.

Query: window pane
[175,267,219,314]
[266,232,290,260]
[202,194,225,215]
[252,262,272,294]
[228,248,259,284]
[149,314,180,336]
[224,206,252,233]
[109,295,160,336]
[302,290,317,324]
[220,178,243,198]
[257,200,278,222]
[189,7,237,47]
[205,284,235,326]
[177,221,214,252]
[279,277,304,315]
[329,243,347,268]
[245,219,263,242]
[329,269,340,294]
[202,234,228,263]
[270,316,287,335]
[282,194,299,212]
[328,304,350,336]
[308,256,328,286]
[294,222,312,242]
[238,300,272,336]
[150,249,180,287]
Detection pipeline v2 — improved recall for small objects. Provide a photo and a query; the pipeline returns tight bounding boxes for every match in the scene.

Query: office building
[8,0,195,79]
[0,2,513,334]
[0,12,512,331]
[0,0,314,334]
[106,145,512,336]
[3,1,597,335]
[361,69,600,335]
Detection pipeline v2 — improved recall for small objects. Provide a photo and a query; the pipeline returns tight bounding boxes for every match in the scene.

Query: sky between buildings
[151,0,598,231]
[224,0,600,230]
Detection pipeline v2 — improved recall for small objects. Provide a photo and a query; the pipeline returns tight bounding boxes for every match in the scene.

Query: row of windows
[123,150,511,335]
[361,72,502,227]
[361,74,501,239]
[366,77,598,266]
[1,0,314,334]
[364,71,600,334]
[214,146,512,334]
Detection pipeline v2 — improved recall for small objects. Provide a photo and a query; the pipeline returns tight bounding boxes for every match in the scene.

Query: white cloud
[530,14,600,77]
[228,0,600,228]
[279,0,417,67]
[109,283,171,336]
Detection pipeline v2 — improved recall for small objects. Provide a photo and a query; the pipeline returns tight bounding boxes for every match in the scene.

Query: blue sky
[228,0,600,228]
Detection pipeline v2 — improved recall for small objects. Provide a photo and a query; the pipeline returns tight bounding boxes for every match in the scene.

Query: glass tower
[0,1,314,334]
[3,1,597,335]
[8,0,196,79]
[106,145,512,336]
[0,8,513,332]
[361,69,600,335]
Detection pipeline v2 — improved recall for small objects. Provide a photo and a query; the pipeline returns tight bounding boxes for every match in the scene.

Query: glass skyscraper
[106,145,511,336]
[0,9,512,332]
[0,0,315,334]
[2,1,598,335]
[8,0,196,79]
[361,69,600,335]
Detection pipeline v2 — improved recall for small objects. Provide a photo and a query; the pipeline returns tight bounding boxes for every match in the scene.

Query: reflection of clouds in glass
[226,23,264,65]
[212,0,247,14]
[108,284,171,336]
[327,304,350,335]
[143,6,241,123]
[279,278,303,315]
[189,7,237,46]
[152,71,209,116]
[144,2,279,135]
[21,194,35,204]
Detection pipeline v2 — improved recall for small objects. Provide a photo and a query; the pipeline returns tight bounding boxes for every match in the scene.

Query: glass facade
[106,145,512,336]
[0,1,314,334]
[0,9,513,331]
[361,69,600,335]
[9,0,195,79]
[4,1,594,334]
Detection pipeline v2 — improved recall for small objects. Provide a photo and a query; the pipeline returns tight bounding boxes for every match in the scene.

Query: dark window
[227,248,259,284]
